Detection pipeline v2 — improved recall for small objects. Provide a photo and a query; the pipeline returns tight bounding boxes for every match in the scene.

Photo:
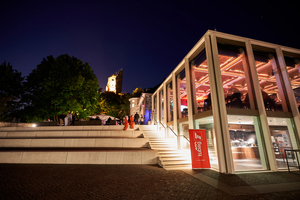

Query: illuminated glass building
[152,30,300,173]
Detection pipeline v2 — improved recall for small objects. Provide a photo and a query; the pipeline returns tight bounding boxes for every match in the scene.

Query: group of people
[12,117,21,123]
[59,112,75,126]
[123,112,144,130]
[123,115,134,130]
[134,112,144,125]
[201,87,282,111]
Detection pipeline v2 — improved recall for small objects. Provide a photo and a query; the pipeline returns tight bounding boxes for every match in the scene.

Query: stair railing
[182,135,190,143]
[155,120,167,138]
[155,120,191,148]
[167,126,177,137]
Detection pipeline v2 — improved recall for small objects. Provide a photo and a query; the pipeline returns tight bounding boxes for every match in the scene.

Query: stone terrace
[0,125,158,165]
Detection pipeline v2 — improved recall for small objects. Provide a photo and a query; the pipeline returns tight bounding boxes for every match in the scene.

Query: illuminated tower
[105,69,123,94]
[106,74,117,93]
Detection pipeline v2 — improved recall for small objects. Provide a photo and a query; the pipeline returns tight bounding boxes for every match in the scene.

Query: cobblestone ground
[0,164,300,200]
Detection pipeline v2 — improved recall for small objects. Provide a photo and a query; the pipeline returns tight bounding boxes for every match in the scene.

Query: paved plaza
[0,164,300,200]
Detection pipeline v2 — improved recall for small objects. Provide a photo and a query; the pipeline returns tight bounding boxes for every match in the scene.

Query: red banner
[189,129,211,169]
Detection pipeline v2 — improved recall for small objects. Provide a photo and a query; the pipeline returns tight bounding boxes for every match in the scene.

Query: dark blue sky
[1,0,299,93]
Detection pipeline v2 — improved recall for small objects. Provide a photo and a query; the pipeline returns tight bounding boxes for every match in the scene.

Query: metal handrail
[167,126,178,137]
[155,120,190,143]
[167,126,190,143]
[284,149,300,174]
[156,120,166,129]
[182,135,190,142]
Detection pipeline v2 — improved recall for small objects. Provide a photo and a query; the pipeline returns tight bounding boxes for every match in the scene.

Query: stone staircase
[0,125,157,164]
[142,129,191,170]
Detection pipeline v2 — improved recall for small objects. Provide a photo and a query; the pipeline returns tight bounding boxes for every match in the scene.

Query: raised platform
[0,148,156,164]
[0,138,149,147]
[0,125,159,165]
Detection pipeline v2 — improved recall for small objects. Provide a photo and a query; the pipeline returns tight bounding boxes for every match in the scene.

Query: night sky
[1,0,299,93]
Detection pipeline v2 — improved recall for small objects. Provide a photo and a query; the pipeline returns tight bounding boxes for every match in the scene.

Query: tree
[119,93,131,117]
[97,92,120,117]
[23,54,100,122]
[131,87,144,97]
[0,61,24,121]
[95,92,131,119]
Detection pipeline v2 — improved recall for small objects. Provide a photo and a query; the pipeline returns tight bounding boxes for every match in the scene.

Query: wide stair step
[0,125,158,165]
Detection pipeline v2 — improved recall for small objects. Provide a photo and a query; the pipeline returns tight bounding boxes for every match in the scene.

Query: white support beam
[210,33,235,174]
[163,82,167,137]
[204,34,225,173]
[172,72,180,149]
[185,58,194,130]
[245,40,277,171]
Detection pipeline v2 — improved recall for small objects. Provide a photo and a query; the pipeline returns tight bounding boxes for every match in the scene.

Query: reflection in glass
[217,43,253,109]
[227,115,267,171]
[190,49,211,113]
[167,82,173,122]
[267,117,297,169]
[253,49,287,112]
[177,69,188,118]
[195,116,219,169]
[284,54,300,111]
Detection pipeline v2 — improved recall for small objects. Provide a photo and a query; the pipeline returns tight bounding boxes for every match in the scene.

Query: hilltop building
[106,69,123,94]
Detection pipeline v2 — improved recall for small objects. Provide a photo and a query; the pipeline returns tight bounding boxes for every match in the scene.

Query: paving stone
[0,164,300,200]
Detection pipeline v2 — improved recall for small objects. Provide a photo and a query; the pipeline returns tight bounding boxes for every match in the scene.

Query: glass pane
[167,82,173,122]
[217,43,253,109]
[160,90,164,123]
[284,54,300,110]
[228,115,267,171]
[154,95,157,124]
[253,49,287,112]
[267,117,297,169]
[177,69,188,118]
[190,49,211,113]
[178,121,191,161]
[178,121,189,140]
[195,116,219,170]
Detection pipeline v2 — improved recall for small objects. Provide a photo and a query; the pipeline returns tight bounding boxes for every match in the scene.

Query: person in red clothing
[124,116,129,130]
[130,115,135,129]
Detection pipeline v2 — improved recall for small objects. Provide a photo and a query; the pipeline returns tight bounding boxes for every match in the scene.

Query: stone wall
[129,97,140,116]
[0,122,36,127]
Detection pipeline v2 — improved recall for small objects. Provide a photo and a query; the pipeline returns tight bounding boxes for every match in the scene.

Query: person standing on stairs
[130,115,135,129]
[134,112,139,124]
[124,116,129,130]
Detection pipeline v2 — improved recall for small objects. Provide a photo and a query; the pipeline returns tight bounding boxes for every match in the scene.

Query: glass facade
[167,82,173,122]
[178,121,189,140]
[228,115,267,171]
[253,47,288,112]
[217,43,254,109]
[190,49,211,113]
[267,117,297,169]
[152,31,300,173]
[195,116,219,169]
[284,53,300,110]
[177,69,188,118]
